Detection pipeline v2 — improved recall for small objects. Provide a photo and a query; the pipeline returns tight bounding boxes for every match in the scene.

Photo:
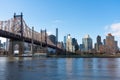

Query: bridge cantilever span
[0,13,63,55]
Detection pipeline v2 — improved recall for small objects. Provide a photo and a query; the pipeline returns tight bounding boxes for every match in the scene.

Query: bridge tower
[45,29,48,53]
[9,13,24,56]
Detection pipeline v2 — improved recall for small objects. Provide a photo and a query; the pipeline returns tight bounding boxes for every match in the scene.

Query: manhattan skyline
[0,0,120,46]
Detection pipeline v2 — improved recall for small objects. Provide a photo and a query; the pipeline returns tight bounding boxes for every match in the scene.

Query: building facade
[72,38,79,52]
[95,35,102,52]
[66,34,73,52]
[63,36,67,50]
[105,33,118,54]
[82,34,93,52]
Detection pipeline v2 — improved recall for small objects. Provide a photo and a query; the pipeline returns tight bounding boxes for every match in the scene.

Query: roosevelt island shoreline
[1,53,120,58]
[47,53,120,58]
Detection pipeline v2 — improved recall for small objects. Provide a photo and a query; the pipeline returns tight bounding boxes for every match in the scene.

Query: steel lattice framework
[0,14,62,50]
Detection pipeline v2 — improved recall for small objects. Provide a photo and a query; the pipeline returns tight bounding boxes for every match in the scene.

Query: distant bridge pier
[9,39,24,56]
[12,12,24,56]
[9,39,13,56]
[19,40,24,56]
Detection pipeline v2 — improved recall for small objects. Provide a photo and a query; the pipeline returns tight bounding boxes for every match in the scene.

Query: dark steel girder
[0,30,63,51]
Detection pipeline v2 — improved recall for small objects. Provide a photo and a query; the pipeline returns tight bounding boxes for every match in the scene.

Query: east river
[0,57,120,80]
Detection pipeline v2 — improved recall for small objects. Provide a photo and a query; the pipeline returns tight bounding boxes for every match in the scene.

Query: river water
[0,57,120,80]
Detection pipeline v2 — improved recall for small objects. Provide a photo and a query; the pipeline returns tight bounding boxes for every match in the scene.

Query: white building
[82,34,93,52]
[66,34,73,52]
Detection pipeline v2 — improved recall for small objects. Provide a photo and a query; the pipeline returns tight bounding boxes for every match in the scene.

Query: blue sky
[0,0,120,46]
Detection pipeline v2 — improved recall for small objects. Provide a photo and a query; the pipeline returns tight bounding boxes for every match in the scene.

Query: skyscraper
[56,28,58,47]
[95,35,102,52]
[105,33,118,54]
[66,34,73,52]
[63,36,66,50]
[82,34,93,52]
[72,38,79,51]
[103,39,106,45]
[80,44,84,52]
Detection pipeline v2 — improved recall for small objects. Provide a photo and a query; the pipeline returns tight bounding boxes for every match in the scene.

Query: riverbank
[0,55,8,57]
[1,54,120,58]
[48,54,120,58]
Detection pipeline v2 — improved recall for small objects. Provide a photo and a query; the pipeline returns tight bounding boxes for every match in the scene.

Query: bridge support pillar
[9,39,13,56]
[9,39,24,56]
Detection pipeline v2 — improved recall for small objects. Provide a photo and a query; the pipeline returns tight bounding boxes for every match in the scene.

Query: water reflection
[0,57,7,80]
[0,57,120,80]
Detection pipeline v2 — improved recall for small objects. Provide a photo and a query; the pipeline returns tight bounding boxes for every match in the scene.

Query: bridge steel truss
[0,13,62,55]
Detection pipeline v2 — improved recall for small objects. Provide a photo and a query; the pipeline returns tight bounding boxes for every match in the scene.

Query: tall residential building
[95,35,102,52]
[115,41,118,51]
[66,34,73,52]
[82,34,93,52]
[72,38,79,51]
[56,28,58,46]
[103,39,106,45]
[80,44,84,51]
[105,33,118,54]
[63,36,66,50]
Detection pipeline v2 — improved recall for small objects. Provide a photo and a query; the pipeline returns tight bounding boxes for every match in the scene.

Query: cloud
[52,20,62,24]
[47,31,52,35]
[51,19,64,28]
[105,23,120,37]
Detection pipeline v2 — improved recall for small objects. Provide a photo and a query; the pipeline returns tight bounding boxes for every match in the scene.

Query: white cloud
[105,23,120,37]
[47,31,52,35]
[52,20,62,24]
[105,23,120,47]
